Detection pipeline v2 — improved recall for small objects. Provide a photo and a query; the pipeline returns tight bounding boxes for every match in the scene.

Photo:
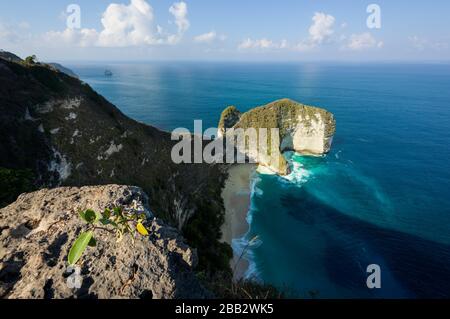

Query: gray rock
[0,185,210,299]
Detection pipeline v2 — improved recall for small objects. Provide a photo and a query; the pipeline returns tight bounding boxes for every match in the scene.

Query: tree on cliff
[24,55,37,65]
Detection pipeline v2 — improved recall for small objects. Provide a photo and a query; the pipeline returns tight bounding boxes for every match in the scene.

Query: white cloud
[238,12,336,52]
[238,38,252,49]
[434,41,449,50]
[0,22,30,44]
[238,38,286,50]
[194,31,217,43]
[236,12,384,55]
[345,32,383,51]
[294,41,315,52]
[308,12,335,44]
[0,24,19,43]
[169,2,189,34]
[97,0,156,46]
[45,0,189,47]
[166,1,189,44]
[279,39,289,49]
[46,28,99,47]
[294,12,336,51]
[409,36,448,51]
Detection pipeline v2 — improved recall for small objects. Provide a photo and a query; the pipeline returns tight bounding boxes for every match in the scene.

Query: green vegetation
[68,207,149,265]
[183,180,233,273]
[0,167,35,208]
[24,55,37,65]
[234,98,335,138]
[11,54,68,93]
[218,105,241,131]
[229,280,284,299]
[29,64,68,93]
[198,271,284,299]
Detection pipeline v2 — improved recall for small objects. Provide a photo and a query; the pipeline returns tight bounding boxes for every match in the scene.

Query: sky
[0,0,449,62]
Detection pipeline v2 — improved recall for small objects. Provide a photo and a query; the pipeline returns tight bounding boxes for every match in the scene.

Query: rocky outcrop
[218,106,241,137]
[0,54,230,274]
[0,52,77,78]
[0,51,22,63]
[0,185,210,299]
[218,99,336,175]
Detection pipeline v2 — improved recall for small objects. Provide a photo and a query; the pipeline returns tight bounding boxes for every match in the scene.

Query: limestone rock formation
[218,99,336,175]
[0,185,210,299]
[218,106,241,137]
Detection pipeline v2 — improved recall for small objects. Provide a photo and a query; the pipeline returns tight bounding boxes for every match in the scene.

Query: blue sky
[1,0,449,61]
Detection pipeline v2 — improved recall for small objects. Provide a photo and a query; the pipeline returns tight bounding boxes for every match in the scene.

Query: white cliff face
[282,112,334,155]
[35,97,82,114]
[48,147,72,183]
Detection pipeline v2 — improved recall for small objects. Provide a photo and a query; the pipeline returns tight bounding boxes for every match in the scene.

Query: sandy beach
[221,163,256,280]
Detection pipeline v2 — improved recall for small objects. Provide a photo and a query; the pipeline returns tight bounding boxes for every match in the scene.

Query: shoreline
[221,163,256,281]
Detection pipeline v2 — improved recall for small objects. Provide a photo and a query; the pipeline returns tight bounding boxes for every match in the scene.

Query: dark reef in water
[282,189,450,298]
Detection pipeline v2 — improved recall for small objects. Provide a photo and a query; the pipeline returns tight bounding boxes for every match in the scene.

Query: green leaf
[78,210,87,222]
[88,237,97,247]
[103,208,111,219]
[79,209,99,224]
[68,231,93,265]
[113,207,122,217]
[99,217,118,227]
[99,217,110,225]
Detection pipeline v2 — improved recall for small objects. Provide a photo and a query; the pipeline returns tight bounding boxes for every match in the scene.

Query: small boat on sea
[104,70,113,77]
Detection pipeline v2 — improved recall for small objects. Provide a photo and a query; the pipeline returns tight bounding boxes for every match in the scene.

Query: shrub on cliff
[68,207,150,265]
[23,55,36,65]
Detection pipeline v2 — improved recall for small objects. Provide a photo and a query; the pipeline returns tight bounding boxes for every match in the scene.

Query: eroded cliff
[218,99,336,174]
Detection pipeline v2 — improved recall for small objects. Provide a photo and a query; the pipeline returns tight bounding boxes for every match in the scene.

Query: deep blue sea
[69,62,450,298]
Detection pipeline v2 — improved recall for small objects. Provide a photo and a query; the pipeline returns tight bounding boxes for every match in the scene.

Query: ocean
[69,62,450,298]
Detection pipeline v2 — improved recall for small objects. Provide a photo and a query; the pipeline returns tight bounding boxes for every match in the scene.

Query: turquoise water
[70,62,450,298]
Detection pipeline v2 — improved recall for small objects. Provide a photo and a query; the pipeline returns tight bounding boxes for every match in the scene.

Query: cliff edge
[0,53,230,274]
[0,185,210,299]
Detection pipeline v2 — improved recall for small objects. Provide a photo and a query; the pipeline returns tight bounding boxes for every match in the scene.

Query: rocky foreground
[0,185,210,299]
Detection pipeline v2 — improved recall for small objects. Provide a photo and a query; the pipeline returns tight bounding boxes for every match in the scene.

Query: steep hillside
[0,56,230,273]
